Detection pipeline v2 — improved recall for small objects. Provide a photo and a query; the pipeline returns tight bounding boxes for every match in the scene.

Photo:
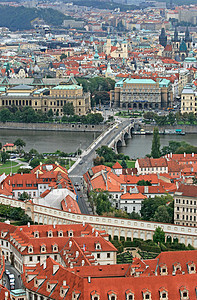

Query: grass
[104,160,135,169]
[0,165,21,175]
[0,161,18,168]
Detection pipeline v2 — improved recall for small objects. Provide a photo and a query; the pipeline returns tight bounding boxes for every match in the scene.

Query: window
[97,253,100,259]
[29,256,33,262]
[107,253,110,258]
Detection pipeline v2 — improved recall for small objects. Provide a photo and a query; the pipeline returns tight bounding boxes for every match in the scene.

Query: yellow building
[0,77,91,116]
[181,84,197,114]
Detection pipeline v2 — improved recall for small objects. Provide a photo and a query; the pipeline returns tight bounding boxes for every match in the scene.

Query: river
[0,129,197,158]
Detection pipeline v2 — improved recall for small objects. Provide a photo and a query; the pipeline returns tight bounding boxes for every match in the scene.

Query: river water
[0,129,197,158]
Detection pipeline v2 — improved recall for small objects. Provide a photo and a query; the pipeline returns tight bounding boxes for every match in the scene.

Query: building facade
[110,78,173,109]
[0,77,91,116]
[174,184,197,227]
[181,84,197,114]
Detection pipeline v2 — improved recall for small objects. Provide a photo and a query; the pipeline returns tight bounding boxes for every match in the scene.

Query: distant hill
[0,5,71,31]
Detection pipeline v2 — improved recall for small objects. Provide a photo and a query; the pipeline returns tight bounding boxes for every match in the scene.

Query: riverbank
[0,122,108,132]
[141,124,197,134]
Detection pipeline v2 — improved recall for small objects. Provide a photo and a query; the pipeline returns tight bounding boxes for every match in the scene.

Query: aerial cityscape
[0,0,196,299]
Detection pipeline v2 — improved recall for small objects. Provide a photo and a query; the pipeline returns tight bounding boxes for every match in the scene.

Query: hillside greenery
[0,5,72,30]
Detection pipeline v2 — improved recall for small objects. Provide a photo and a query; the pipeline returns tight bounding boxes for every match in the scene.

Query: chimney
[82,260,85,266]
[53,264,59,275]
[170,152,172,158]
[191,167,194,172]
[184,152,186,158]
[27,222,30,228]
[69,241,72,248]
[88,276,91,283]
[176,181,179,189]
[95,231,98,237]
[92,228,95,233]
[36,171,39,179]
[192,153,194,157]
[82,221,85,227]
[53,223,56,229]
[76,251,79,258]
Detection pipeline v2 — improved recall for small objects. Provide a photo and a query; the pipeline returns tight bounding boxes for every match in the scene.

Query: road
[3,262,23,291]
[69,119,132,214]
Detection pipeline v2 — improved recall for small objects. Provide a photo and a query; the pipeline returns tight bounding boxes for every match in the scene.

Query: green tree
[140,194,173,221]
[151,127,161,158]
[168,112,175,125]
[14,138,26,153]
[89,190,111,215]
[1,151,10,164]
[96,146,116,162]
[93,156,105,166]
[152,205,171,223]
[143,111,155,121]
[60,53,67,60]
[0,108,11,123]
[47,108,53,118]
[137,180,152,186]
[121,159,127,169]
[63,103,75,116]
[153,227,165,244]
[19,191,30,201]
[29,158,40,169]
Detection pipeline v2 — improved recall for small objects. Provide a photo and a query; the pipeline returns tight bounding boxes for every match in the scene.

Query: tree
[63,103,75,116]
[60,53,67,60]
[121,159,127,169]
[153,227,165,244]
[29,158,40,169]
[168,112,175,125]
[89,190,111,215]
[93,156,105,166]
[1,151,10,164]
[152,205,171,223]
[0,108,11,123]
[137,180,152,186]
[96,146,116,162]
[14,138,26,153]
[19,191,30,201]
[151,127,161,158]
[140,194,173,221]
[47,108,53,118]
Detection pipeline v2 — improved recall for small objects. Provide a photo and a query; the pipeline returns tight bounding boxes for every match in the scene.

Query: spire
[173,27,179,42]
[185,26,191,43]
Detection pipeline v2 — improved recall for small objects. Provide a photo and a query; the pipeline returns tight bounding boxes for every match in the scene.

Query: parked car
[5,270,10,275]
[8,274,14,279]
[10,284,15,290]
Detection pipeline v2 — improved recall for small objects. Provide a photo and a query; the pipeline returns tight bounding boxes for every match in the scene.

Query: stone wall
[0,122,108,132]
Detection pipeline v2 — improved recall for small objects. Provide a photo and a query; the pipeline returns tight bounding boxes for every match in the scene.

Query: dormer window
[52,244,58,252]
[90,291,100,300]
[173,263,181,272]
[34,231,39,238]
[47,283,51,292]
[108,291,117,300]
[180,287,189,300]
[60,286,69,298]
[142,289,151,300]
[187,262,196,274]
[47,230,53,237]
[58,231,63,237]
[1,232,4,238]
[159,289,168,300]
[125,290,134,300]
[160,264,168,275]
[68,230,73,237]
[28,246,33,253]
[41,245,46,253]
[95,242,101,250]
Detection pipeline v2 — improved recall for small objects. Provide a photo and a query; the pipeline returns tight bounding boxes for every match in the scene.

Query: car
[10,279,15,284]
[74,182,78,186]
[77,187,80,191]
[8,274,14,279]
[79,161,83,165]
[10,285,15,290]
[5,270,10,275]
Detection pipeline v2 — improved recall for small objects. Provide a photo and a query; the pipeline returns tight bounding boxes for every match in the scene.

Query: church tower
[171,27,180,59]
[159,28,167,48]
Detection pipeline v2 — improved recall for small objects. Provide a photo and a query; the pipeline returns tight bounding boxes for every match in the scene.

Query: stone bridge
[1,196,197,248]
[108,122,134,153]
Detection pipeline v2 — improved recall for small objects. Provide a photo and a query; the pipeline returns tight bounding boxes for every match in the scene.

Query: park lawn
[104,160,135,169]
[66,160,75,170]
[0,165,21,175]
[0,161,18,168]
